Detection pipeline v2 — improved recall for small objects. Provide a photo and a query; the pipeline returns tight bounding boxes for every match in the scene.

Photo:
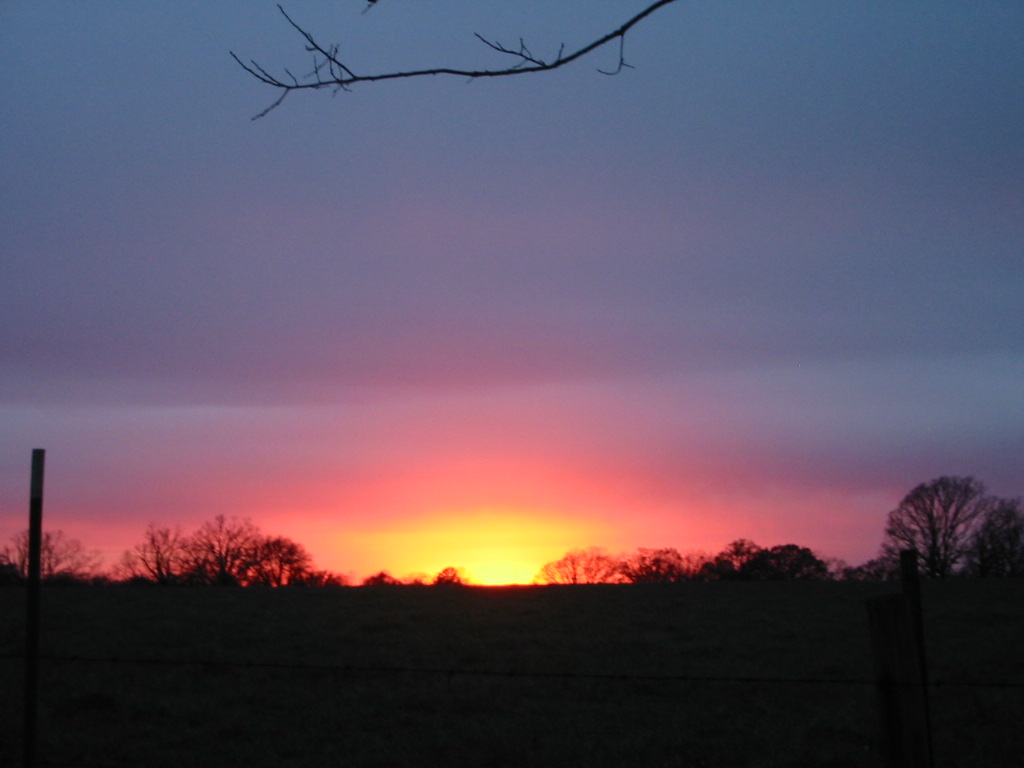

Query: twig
[231,0,681,118]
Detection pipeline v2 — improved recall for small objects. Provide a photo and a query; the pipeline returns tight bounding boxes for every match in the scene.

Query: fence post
[899,548,934,763]
[25,448,45,768]
[899,549,925,660]
[866,550,934,768]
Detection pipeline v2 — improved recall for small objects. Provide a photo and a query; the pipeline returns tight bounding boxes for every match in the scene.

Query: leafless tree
[965,497,1024,578]
[119,519,329,586]
[181,515,262,586]
[882,476,992,578]
[232,0,680,118]
[119,524,187,584]
[1,529,101,582]
[536,546,623,584]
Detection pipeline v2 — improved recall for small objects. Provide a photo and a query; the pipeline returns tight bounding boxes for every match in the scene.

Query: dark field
[2,580,1022,768]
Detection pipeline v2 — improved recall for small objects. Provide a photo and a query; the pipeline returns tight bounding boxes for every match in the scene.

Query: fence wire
[1,650,1021,689]
[2,649,1020,768]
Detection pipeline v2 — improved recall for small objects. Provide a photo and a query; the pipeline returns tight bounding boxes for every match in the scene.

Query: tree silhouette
[536,546,622,584]
[247,535,315,587]
[119,524,187,585]
[704,539,762,581]
[882,476,992,578]
[180,515,261,586]
[1,529,100,583]
[361,570,402,586]
[965,498,1024,577]
[119,519,326,586]
[233,1,681,118]
[295,569,349,587]
[432,566,466,585]
[741,544,830,581]
[619,547,697,583]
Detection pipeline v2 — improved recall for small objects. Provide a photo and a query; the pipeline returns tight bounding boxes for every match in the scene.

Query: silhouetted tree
[293,569,349,587]
[234,1,681,117]
[741,544,830,581]
[965,498,1024,577]
[703,539,763,580]
[432,566,466,585]
[536,547,623,584]
[181,515,261,586]
[361,570,403,586]
[619,547,704,583]
[246,535,315,586]
[1,529,100,583]
[120,519,330,587]
[882,476,991,578]
[119,524,187,585]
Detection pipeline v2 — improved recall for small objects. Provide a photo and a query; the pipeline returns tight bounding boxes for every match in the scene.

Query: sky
[2,1,1022,584]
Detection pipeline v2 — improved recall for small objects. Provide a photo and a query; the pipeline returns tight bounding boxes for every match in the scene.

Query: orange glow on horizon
[342,508,614,585]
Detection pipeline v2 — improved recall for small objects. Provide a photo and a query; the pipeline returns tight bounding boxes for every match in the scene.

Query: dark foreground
[1,580,1021,768]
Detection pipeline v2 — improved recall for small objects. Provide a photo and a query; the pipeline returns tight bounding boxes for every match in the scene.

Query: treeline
[2,475,1021,587]
[0,529,103,586]
[537,475,1023,584]
[535,541,835,584]
[116,516,346,586]
[0,516,346,587]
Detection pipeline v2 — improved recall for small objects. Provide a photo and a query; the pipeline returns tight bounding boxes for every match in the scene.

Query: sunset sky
[2,2,1022,584]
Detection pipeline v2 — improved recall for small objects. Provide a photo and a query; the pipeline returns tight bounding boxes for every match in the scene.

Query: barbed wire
[1,650,1021,689]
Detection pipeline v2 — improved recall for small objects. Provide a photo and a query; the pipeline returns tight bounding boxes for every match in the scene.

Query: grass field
[1,580,1022,768]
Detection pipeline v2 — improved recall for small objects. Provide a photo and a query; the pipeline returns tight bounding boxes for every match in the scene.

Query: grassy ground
[1,580,1021,768]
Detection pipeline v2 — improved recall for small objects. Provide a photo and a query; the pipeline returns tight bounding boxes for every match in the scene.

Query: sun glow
[347,508,607,585]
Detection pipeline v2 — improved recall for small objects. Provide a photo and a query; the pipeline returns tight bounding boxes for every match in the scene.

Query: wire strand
[2,651,1021,689]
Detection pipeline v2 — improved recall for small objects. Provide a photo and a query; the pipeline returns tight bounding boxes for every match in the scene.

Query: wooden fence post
[24,448,45,768]
[866,549,934,768]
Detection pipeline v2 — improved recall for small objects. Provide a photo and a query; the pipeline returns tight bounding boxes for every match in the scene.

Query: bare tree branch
[232,0,680,118]
[598,34,635,76]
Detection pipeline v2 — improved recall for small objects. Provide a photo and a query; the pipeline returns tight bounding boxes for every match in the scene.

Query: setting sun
[345,508,610,585]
